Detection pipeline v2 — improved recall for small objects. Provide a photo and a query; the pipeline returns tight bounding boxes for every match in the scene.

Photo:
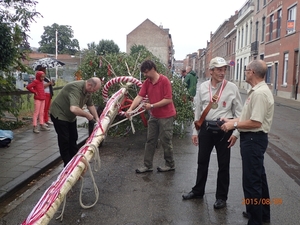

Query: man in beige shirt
[222,59,274,224]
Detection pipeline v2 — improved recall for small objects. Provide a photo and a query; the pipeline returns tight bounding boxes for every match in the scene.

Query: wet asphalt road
[1,92,300,225]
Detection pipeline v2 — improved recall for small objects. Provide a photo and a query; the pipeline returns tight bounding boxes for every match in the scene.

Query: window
[250,22,252,43]
[241,28,244,47]
[262,17,265,42]
[263,0,266,6]
[236,60,239,81]
[238,30,240,49]
[274,63,278,94]
[287,5,297,34]
[246,24,248,45]
[257,0,260,11]
[277,9,282,38]
[283,53,288,85]
[269,14,274,41]
[255,21,259,41]
[266,66,271,83]
[243,57,247,80]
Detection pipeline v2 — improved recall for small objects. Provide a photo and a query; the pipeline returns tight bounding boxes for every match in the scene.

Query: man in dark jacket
[184,66,197,99]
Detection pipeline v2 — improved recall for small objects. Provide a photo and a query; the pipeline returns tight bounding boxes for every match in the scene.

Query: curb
[0,132,89,203]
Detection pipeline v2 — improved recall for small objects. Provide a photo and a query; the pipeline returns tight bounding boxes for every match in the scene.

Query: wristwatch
[233,121,238,129]
[150,104,154,108]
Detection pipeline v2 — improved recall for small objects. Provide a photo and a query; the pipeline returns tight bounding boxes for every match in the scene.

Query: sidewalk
[0,94,299,204]
[239,89,300,110]
[0,117,89,202]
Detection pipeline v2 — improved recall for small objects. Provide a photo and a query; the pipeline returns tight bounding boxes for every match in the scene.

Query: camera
[216,118,225,127]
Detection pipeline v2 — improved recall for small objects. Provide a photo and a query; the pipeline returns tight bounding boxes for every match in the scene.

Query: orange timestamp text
[242,198,282,205]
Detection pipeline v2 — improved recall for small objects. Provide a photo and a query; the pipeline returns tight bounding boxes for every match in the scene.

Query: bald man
[50,77,102,166]
[222,60,274,224]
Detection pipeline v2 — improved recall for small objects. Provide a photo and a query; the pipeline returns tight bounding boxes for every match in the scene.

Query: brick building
[187,0,300,101]
[264,0,300,99]
[126,19,174,69]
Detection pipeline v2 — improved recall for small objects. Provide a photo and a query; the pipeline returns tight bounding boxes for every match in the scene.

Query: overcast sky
[28,0,246,60]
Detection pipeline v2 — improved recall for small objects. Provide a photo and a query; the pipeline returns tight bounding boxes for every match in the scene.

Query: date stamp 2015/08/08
[242,198,282,205]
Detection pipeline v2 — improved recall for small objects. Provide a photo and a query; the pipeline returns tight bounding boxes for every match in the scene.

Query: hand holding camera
[216,118,225,127]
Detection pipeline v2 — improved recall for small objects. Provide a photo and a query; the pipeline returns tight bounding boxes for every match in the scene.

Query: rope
[54,143,101,221]
[55,196,66,221]
[76,153,100,209]
[109,109,146,134]
[85,143,101,172]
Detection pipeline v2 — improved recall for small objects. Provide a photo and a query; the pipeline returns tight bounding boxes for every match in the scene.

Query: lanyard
[209,79,225,103]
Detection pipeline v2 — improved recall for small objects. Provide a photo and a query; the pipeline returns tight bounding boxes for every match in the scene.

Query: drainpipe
[296,32,300,100]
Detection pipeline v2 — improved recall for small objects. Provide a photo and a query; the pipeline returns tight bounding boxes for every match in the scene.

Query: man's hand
[125,110,132,119]
[143,103,153,110]
[86,113,94,121]
[227,135,237,148]
[192,135,198,146]
[221,121,235,132]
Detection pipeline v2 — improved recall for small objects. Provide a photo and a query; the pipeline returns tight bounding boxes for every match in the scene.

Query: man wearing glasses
[221,59,274,224]
[182,57,243,210]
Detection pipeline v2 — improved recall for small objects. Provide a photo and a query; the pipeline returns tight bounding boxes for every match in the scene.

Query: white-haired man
[182,57,243,210]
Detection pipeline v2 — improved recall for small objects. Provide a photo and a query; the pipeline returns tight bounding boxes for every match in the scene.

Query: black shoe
[182,191,203,200]
[214,199,226,209]
[242,211,249,219]
[242,211,270,223]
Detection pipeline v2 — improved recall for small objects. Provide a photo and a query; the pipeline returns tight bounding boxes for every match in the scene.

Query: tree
[87,39,120,55]
[130,44,148,55]
[0,0,42,126]
[0,0,41,72]
[38,23,80,55]
[79,45,193,137]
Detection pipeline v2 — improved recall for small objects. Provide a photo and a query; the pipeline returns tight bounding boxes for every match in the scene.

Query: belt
[240,131,265,134]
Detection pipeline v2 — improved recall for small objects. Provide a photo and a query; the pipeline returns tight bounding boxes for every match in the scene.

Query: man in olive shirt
[222,59,274,224]
[50,77,101,166]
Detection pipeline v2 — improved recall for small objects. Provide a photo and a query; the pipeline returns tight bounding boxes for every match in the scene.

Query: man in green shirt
[184,66,197,100]
[50,77,101,166]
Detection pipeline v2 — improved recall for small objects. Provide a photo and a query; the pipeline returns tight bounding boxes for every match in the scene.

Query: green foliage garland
[79,48,194,137]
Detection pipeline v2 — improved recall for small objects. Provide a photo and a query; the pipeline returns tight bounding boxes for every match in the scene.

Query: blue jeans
[143,116,175,168]
[240,132,270,225]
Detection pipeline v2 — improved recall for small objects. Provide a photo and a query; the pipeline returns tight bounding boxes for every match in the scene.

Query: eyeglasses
[244,69,252,72]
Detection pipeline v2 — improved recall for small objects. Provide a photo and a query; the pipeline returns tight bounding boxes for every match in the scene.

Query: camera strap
[194,80,228,130]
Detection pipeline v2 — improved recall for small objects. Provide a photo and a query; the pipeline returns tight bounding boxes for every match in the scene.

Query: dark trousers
[240,132,270,225]
[192,123,232,200]
[50,114,78,167]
